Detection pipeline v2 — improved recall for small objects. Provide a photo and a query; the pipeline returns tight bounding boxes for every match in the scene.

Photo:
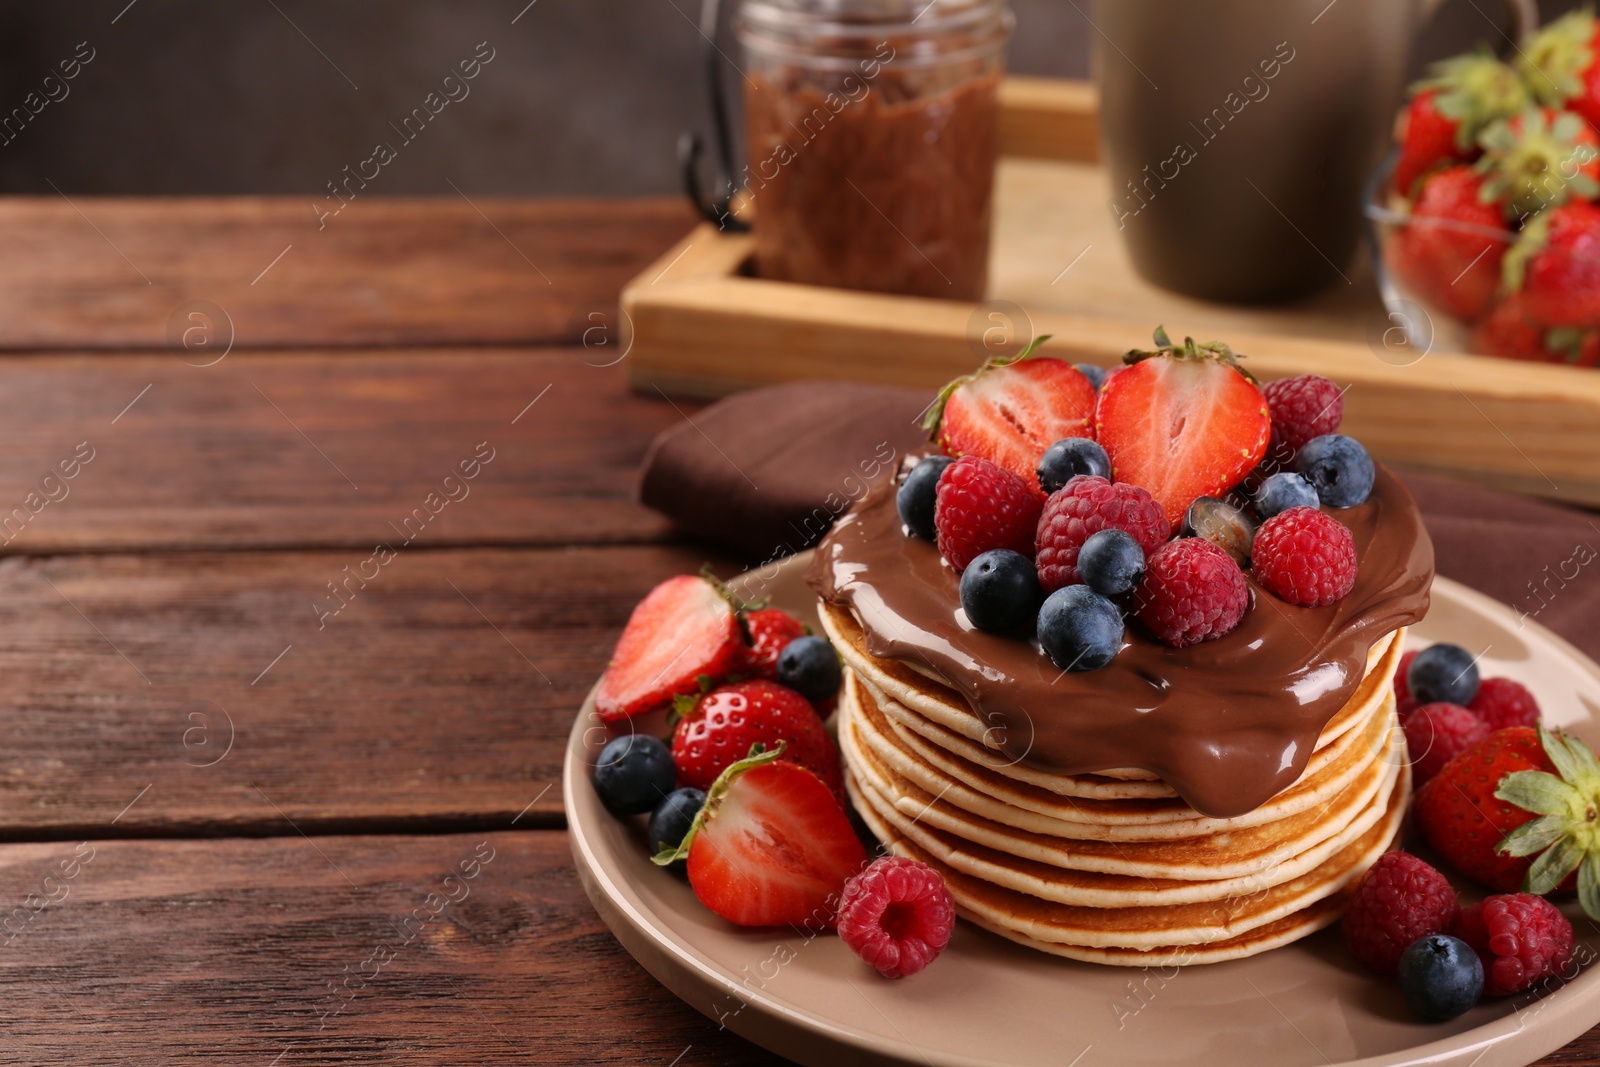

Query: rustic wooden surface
[0,349,687,552]
[0,543,736,839]
[0,196,695,350]
[0,832,775,1065]
[0,192,1591,1066]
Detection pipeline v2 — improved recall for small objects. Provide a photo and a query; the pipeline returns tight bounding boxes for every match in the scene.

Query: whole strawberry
[655,746,868,929]
[1096,328,1270,527]
[933,455,1043,572]
[1133,537,1250,648]
[1519,8,1600,131]
[1492,727,1600,910]
[1393,47,1527,197]
[595,574,744,722]
[1033,475,1170,593]
[741,608,806,679]
[1454,894,1575,997]
[1470,294,1600,365]
[672,680,842,797]
[923,337,1097,497]
[1386,166,1510,323]
[1476,107,1600,220]
[1503,201,1600,329]
[1413,726,1600,898]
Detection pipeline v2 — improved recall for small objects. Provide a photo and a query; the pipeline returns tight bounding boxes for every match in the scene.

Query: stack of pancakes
[820,601,1410,967]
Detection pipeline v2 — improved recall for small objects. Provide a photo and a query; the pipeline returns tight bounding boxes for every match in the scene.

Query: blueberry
[1038,585,1124,671]
[1408,643,1480,706]
[1294,434,1374,507]
[776,635,842,703]
[1037,437,1111,494]
[1254,471,1320,519]
[959,549,1042,633]
[1074,363,1108,391]
[1398,934,1483,1020]
[1183,496,1257,565]
[593,734,676,815]
[647,787,706,856]
[1078,529,1145,597]
[897,456,955,541]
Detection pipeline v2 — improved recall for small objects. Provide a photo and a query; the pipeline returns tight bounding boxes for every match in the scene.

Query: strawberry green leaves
[920,333,1054,435]
[651,741,786,866]
[1496,725,1600,918]
[1122,325,1258,385]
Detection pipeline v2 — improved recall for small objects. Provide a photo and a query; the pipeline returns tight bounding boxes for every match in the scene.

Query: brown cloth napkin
[639,382,1600,662]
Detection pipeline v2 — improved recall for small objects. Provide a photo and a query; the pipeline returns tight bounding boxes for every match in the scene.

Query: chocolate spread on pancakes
[810,464,1434,818]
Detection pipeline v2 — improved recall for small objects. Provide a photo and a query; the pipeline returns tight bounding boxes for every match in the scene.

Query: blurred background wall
[0,0,1572,197]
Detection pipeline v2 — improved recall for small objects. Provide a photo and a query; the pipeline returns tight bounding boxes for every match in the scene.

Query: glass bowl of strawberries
[1367,14,1600,368]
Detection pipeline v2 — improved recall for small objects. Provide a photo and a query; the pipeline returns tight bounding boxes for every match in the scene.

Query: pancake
[847,757,1409,964]
[842,677,1404,899]
[846,669,1403,846]
[823,605,1411,964]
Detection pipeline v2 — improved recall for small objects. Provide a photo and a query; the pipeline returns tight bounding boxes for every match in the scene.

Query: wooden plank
[0,197,695,350]
[0,348,690,552]
[0,544,737,838]
[997,76,1099,162]
[0,832,779,1065]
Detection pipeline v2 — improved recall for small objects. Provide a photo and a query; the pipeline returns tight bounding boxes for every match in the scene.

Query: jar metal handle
[680,0,751,232]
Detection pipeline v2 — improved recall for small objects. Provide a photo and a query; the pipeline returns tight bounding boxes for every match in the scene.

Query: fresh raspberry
[837,857,956,979]
[1469,677,1541,732]
[1133,537,1249,648]
[741,608,806,679]
[934,456,1043,572]
[1395,650,1421,718]
[1263,374,1344,455]
[1033,475,1170,593]
[1403,703,1491,786]
[1251,506,1357,607]
[1453,894,1575,996]
[1342,852,1461,975]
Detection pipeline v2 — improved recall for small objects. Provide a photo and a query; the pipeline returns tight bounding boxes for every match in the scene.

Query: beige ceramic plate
[565,553,1600,1067]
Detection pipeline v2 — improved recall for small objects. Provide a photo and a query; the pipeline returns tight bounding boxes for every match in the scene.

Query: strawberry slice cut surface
[658,746,868,929]
[1095,328,1270,526]
[924,336,1097,496]
[594,574,743,722]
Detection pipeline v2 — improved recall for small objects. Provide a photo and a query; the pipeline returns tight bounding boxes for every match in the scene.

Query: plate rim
[565,563,1600,1067]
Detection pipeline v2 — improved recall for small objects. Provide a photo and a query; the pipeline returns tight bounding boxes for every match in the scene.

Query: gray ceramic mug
[1093,0,1536,304]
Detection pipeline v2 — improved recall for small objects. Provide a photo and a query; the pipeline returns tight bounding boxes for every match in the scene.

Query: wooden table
[0,194,1590,1067]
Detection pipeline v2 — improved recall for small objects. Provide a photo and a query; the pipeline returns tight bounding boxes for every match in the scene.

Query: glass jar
[734,0,1012,301]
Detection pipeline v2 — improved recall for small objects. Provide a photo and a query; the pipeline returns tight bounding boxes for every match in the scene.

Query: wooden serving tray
[621,77,1600,507]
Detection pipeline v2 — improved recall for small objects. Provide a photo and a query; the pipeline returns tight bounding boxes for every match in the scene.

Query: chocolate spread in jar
[743,64,1000,300]
[808,463,1434,818]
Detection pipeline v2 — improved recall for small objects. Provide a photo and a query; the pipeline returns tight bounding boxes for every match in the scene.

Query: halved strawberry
[1095,328,1271,527]
[594,574,743,722]
[923,335,1097,498]
[656,745,868,929]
